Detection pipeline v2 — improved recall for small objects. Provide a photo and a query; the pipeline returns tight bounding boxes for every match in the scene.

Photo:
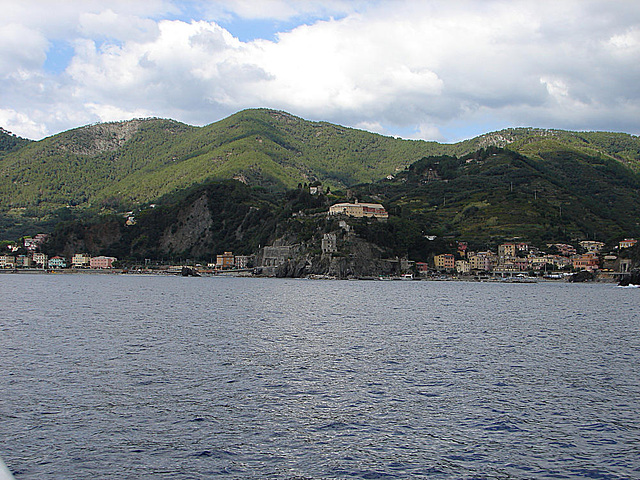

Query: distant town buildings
[579,240,606,253]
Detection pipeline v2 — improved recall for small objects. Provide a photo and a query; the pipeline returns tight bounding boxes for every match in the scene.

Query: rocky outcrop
[159,193,213,257]
[274,236,402,279]
[181,266,200,277]
[568,270,595,282]
[619,270,640,286]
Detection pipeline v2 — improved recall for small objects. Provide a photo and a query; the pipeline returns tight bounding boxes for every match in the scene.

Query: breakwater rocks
[567,270,595,282]
[619,271,640,286]
[181,266,200,277]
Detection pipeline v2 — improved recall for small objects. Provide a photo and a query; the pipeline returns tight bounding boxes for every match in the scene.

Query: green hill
[350,146,640,256]
[0,109,452,213]
[1,109,640,242]
[37,146,640,265]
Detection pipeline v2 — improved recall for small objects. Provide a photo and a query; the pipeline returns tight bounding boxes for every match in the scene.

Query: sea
[1,274,638,479]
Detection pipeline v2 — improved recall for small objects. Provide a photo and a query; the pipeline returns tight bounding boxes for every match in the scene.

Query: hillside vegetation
[0,110,452,212]
[1,109,640,243]
[0,128,31,158]
[349,147,640,258]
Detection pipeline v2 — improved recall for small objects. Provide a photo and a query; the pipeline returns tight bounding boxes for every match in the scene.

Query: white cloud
[0,23,49,76]
[412,124,446,142]
[84,103,153,123]
[78,9,160,42]
[1,0,640,140]
[0,108,49,139]
[200,0,369,21]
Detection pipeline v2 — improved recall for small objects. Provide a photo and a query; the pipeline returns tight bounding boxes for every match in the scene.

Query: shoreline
[0,267,624,283]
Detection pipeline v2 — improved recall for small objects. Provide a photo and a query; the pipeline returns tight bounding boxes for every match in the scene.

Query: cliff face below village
[273,237,402,279]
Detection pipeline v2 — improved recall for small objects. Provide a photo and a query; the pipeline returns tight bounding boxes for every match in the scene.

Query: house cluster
[0,250,118,270]
[427,238,637,275]
[1,234,120,270]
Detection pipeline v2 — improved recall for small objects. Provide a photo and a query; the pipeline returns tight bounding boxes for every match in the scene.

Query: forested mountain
[0,109,451,214]
[40,143,640,266]
[350,147,640,256]
[1,109,639,244]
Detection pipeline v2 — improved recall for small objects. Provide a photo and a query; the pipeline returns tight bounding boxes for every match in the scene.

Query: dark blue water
[1,274,638,479]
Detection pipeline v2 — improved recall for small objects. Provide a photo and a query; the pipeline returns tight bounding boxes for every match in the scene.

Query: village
[0,202,637,280]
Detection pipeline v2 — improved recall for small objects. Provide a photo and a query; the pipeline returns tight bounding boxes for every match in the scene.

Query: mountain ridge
[1,108,640,241]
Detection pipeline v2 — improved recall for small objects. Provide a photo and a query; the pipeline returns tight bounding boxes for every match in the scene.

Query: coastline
[0,267,623,283]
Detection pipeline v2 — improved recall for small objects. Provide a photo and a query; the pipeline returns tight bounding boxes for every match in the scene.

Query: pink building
[572,253,599,271]
[90,256,117,269]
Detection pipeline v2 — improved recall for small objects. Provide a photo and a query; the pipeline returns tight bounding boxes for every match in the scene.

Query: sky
[1,0,639,142]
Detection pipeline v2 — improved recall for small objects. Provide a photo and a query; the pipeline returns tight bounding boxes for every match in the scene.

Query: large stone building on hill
[328,201,388,219]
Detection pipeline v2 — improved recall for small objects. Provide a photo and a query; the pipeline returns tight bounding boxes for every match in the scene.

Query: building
[548,243,577,256]
[0,255,16,268]
[33,253,48,268]
[468,252,495,272]
[572,253,600,271]
[579,241,605,253]
[234,255,251,269]
[216,251,235,269]
[48,256,67,269]
[619,238,637,249]
[328,201,388,219]
[261,245,297,268]
[529,255,571,270]
[16,255,33,267]
[434,254,455,270]
[23,233,48,252]
[72,253,91,268]
[321,233,337,254]
[493,262,520,274]
[90,256,117,269]
[309,183,322,195]
[455,260,470,274]
[415,262,429,274]
[498,243,516,258]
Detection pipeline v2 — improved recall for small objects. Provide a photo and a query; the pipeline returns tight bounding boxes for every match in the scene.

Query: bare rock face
[159,194,213,256]
[58,120,145,155]
[274,236,400,279]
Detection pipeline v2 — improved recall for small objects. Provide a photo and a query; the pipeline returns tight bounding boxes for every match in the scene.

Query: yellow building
[329,201,388,219]
[434,254,455,270]
[498,243,516,258]
[72,253,91,268]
